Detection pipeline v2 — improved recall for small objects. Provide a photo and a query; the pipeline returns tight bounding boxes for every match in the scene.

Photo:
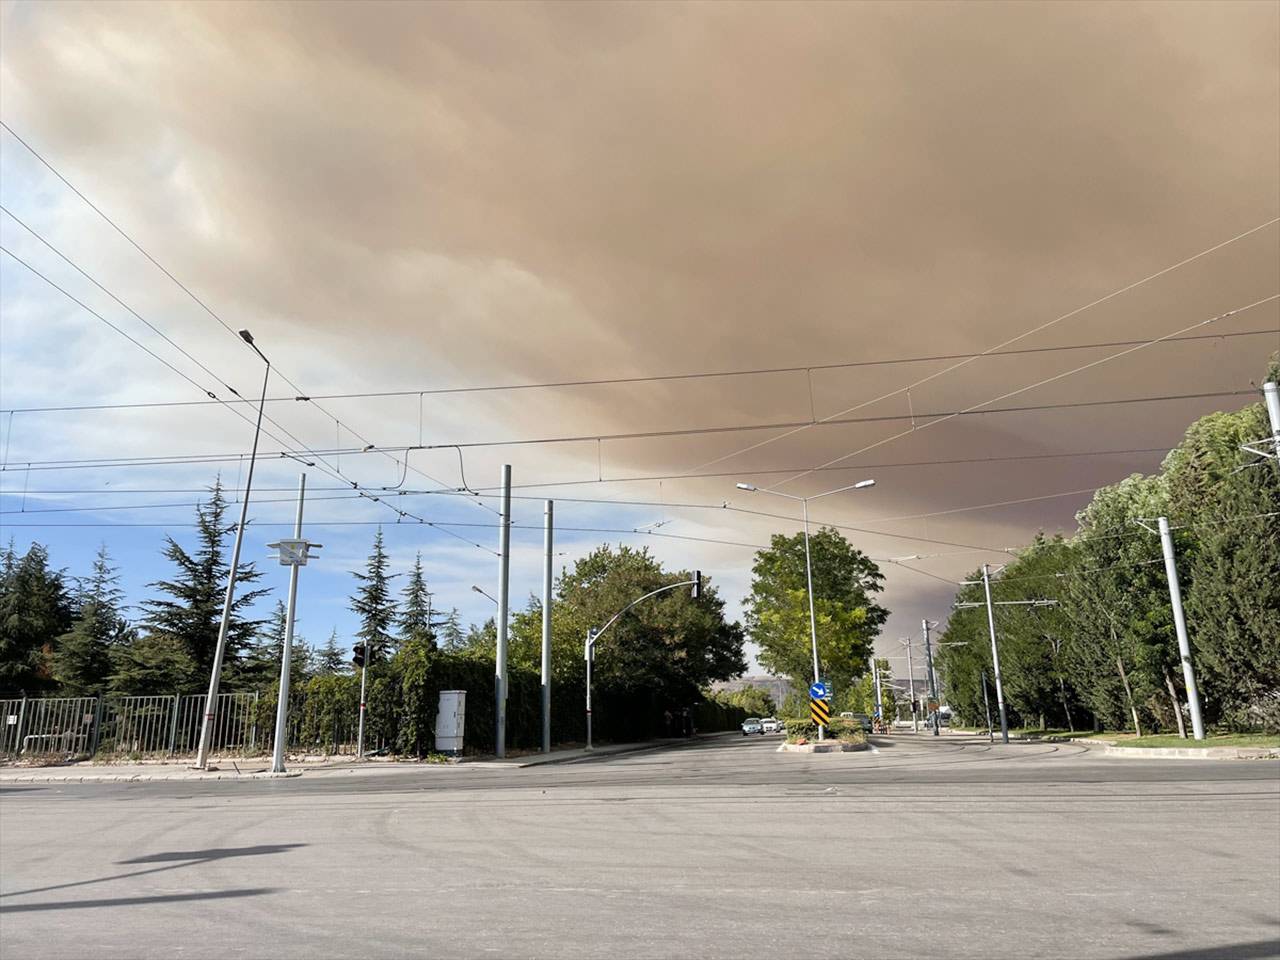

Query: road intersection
[2,733,1277,959]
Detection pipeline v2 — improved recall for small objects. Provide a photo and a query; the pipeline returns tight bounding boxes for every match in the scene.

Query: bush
[784,717,865,745]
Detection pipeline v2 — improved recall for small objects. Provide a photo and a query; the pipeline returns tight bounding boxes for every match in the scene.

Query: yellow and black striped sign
[809,697,831,727]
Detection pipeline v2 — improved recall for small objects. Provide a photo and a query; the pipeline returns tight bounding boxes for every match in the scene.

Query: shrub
[784,717,866,745]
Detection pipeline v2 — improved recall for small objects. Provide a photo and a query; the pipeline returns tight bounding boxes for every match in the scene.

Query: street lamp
[734,478,875,740]
[472,584,499,606]
[194,329,270,770]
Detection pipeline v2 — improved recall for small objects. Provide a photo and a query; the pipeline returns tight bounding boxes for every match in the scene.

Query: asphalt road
[2,733,1277,960]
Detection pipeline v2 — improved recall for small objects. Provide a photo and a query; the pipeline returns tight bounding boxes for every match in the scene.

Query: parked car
[761,717,781,734]
[741,717,764,736]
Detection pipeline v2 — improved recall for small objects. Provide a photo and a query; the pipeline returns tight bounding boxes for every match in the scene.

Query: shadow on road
[119,843,305,864]
[1117,938,1280,960]
[1,843,305,900]
[0,887,278,913]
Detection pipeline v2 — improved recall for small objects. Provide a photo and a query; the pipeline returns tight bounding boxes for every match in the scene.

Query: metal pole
[585,629,595,750]
[271,474,306,773]
[801,498,824,741]
[541,500,553,754]
[981,564,1010,744]
[1264,382,1280,443]
[981,670,994,743]
[195,358,270,769]
[905,639,917,732]
[356,657,368,758]
[495,464,511,758]
[923,619,939,736]
[872,656,883,727]
[1157,516,1205,740]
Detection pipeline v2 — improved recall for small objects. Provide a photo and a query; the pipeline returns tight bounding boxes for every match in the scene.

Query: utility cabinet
[435,690,465,756]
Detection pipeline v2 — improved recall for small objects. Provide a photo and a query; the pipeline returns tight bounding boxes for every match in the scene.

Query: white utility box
[435,690,466,756]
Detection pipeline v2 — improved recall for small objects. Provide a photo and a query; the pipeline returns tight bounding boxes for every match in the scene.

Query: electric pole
[923,619,940,736]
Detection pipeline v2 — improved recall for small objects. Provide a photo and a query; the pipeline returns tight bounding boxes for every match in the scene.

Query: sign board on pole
[809,681,829,701]
[809,697,831,727]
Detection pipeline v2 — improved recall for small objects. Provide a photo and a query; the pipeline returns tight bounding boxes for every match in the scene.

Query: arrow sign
[809,681,829,700]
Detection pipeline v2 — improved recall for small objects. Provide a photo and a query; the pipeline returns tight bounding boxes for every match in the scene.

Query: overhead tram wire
[3,327,1275,416]
[687,219,1280,478]
[0,122,497,519]
[0,445,1203,492]
[0,387,1259,473]
[0,247,496,554]
[768,293,1280,491]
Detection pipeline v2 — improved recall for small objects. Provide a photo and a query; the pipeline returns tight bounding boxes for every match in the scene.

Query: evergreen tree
[139,480,270,677]
[350,528,398,663]
[439,608,465,650]
[0,542,72,693]
[53,545,132,695]
[109,633,198,694]
[398,552,438,651]
[233,600,309,691]
[313,628,347,674]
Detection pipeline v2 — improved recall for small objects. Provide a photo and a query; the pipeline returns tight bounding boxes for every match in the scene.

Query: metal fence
[0,692,273,761]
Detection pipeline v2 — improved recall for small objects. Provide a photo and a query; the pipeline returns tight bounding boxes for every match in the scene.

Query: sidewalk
[0,732,731,782]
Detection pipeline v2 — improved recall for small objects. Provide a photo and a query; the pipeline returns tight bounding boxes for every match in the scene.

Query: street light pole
[734,478,875,742]
[584,574,703,752]
[495,465,512,758]
[1156,516,1205,740]
[195,329,269,770]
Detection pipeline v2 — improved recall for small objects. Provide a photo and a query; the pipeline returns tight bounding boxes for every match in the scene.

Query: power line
[3,327,1275,416]
[688,218,1280,477]
[0,447,1179,494]
[0,122,498,524]
[1,388,1256,473]
[771,294,1279,490]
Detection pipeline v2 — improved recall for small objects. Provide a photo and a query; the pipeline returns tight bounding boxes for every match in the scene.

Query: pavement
[1,732,1277,959]
[0,734,719,782]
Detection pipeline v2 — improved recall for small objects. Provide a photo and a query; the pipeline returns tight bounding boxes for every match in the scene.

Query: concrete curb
[1100,745,1280,760]
[777,741,869,754]
[1008,733,1279,760]
[2,769,304,783]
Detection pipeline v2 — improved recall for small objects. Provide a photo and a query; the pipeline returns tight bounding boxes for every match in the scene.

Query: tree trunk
[1163,666,1188,739]
[1059,676,1075,733]
[1116,655,1142,738]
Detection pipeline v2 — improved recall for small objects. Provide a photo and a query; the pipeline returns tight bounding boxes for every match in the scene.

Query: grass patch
[1107,733,1280,749]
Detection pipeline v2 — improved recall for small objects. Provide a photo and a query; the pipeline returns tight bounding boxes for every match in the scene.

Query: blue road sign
[809,681,829,700]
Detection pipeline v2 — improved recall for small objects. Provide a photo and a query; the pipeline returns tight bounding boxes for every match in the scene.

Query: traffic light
[692,570,702,600]
[352,643,366,668]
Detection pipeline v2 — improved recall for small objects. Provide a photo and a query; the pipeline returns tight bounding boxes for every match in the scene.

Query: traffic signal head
[352,643,367,668]
[692,570,702,600]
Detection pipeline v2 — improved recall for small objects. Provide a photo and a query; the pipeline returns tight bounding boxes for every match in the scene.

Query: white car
[741,718,764,735]
[761,718,782,734]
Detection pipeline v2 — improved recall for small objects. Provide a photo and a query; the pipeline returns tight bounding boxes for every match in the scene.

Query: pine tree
[439,608,464,650]
[235,600,311,691]
[313,628,346,675]
[398,552,438,651]
[109,633,198,695]
[0,542,73,693]
[53,545,132,695]
[139,480,270,677]
[350,528,398,663]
